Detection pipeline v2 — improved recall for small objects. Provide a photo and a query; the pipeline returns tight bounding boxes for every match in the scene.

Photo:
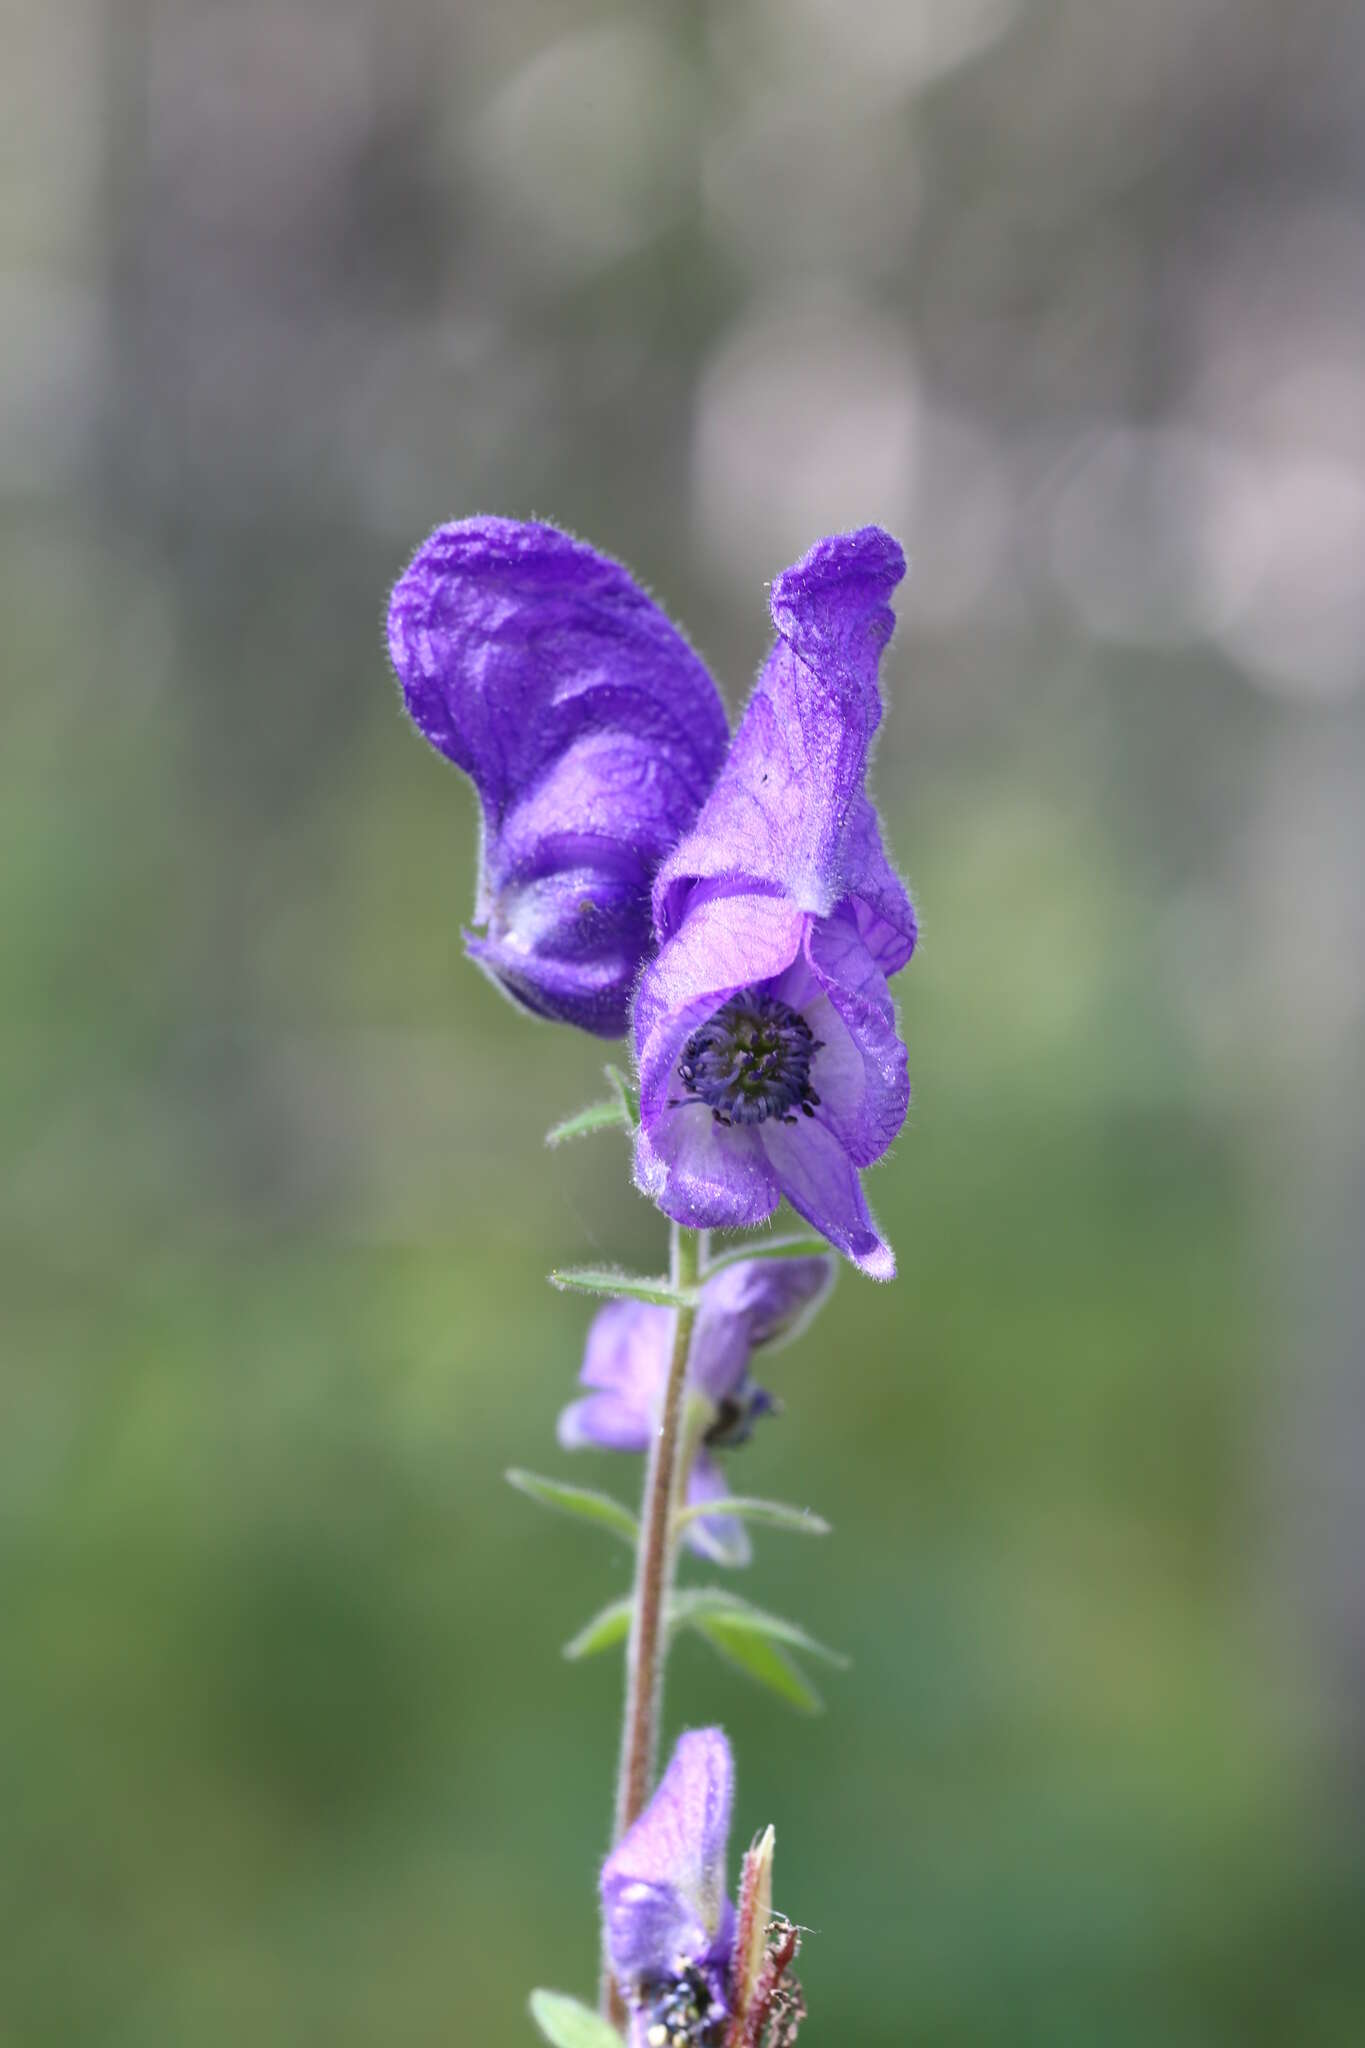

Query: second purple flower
[558,1255,833,1566]
[633,528,917,1278]
[602,1726,804,2048]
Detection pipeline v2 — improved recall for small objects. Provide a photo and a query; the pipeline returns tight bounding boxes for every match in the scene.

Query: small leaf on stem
[602,1062,640,1125]
[506,1470,638,1546]
[732,1824,777,2027]
[562,1596,633,1661]
[549,1266,700,1308]
[701,1233,830,1278]
[691,1616,824,1715]
[669,1588,850,1667]
[528,1989,625,2048]
[545,1099,633,1149]
[674,1496,831,1538]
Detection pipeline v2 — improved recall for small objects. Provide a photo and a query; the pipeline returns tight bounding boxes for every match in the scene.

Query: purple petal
[632,892,808,1229]
[653,528,906,941]
[579,1300,674,1396]
[688,1256,835,1403]
[840,793,917,976]
[556,1393,652,1454]
[635,892,811,1098]
[683,1453,751,1567]
[759,1116,896,1280]
[799,914,909,1168]
[557,1300,670,1450]
[634,1109,780,1234]
[388,517,727,841]
[387,518,730,1036]
[464,860,653,1034]
[602,1728,735,1983]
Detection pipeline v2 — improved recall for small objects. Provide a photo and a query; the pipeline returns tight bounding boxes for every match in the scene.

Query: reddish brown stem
[603,1223,702,2028]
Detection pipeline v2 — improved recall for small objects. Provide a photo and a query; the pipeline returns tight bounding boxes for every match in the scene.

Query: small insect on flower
[601,1729,804,2048]
[558,1256,833,1566]
[735,1919,806,2048]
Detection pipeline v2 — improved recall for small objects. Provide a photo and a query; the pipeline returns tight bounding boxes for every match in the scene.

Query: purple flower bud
[633,528,916,1277]
[557,1257,833,1565]
[387,518,730,1037]
[601,1728,737,2047]
[603,1731,804,2048]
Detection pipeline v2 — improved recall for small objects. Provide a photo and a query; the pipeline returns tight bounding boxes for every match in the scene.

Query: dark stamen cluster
[671,989,823,1129]
[703,1387,775,1451]
[640,1962,725,2048]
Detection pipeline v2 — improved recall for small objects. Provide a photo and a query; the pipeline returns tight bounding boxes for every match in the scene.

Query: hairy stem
[604,1220,703,2024]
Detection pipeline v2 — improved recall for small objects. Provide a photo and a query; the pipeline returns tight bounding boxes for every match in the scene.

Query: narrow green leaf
[669,1587,850,1668]
[563,1596,632,1661]
[702,1232,830,1277]
[545,1098,631,1149]
[548,1266,699,1308]
[506,1470,638,1547]
[602,1062,640,1126]
[529,1989,625,2048]
[691,1614,825,1714]
[674,1495,831,1538]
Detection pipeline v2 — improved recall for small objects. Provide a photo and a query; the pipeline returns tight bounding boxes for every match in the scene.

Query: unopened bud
[731,1824,776,2030]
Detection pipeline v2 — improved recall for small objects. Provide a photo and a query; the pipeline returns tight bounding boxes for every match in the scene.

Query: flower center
[671,989,823,1128]
[703,1386,775,1450]
[640,1964,726,2048]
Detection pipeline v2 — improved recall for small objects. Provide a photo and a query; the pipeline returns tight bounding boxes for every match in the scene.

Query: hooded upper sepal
[652,526,907,941]
[387,516,730,1036]
[601,1728,734,1985]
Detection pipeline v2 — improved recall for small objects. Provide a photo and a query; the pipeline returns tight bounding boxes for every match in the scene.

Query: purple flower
[603,1731,805,2048]
[387,518,730,1037]
[601,1728,737,2047]
[633,529,916,1278]
[558,1256,833,1565]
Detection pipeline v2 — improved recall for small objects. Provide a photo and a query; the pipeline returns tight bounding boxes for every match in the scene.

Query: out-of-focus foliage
[3,0,1363,2042]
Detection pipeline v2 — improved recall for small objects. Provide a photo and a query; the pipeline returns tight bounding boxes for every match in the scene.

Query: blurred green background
[4,1,1365,2042]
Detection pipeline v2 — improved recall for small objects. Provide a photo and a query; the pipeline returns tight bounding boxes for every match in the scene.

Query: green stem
[604,1220,704,2025]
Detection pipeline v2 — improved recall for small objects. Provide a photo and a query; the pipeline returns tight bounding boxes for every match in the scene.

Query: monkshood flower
[633,528,917,1277]
[387,518,730,1036]
[558,1255,833,1565]
[602,1727,803,2048]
